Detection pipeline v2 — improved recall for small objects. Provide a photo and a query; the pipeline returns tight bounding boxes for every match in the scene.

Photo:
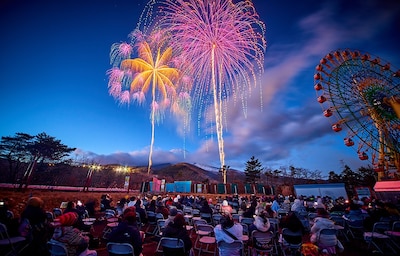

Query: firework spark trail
[155,0,266,172]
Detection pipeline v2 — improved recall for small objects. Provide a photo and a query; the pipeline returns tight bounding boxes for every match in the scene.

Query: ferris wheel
[313,49,400,180]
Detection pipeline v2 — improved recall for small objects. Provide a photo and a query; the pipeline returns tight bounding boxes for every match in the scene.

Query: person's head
[258,210,270,223]
[349,202,361,211]
[220,213,234,229]
[173,213,186,227]
[27,197,44,208]
[222,200,229,207]
[66,201,76,209]
[316,208,330,218]
[169,208,178,218]
[59,212,78,226]
[123,206,136,222]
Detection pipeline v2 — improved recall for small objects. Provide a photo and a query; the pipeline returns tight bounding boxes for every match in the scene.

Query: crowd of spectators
[1,190,400,256]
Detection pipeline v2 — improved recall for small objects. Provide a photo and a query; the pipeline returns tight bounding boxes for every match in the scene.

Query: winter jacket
[248,216,272,234]
[108,221,143,256]
[52,226,89,256]
[163,222,192,254]
[310,217,337,247]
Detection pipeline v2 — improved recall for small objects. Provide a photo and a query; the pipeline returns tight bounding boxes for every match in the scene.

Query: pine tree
[244,156,263,184]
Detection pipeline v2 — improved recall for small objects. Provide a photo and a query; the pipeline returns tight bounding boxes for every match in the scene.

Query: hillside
[0,159,247,187]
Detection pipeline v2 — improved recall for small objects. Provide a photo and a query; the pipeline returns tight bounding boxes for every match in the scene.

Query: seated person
[107,206,143,256]
[164,207,178,227]
[242,200,257,218]
[162,213,192,256]
[199,200,213,223]
[51,212,97,256]
[248,210,273,234]
[279,211,305,244]
[220,200,233,214]
[310,208,343,253]
[214,213,243,256]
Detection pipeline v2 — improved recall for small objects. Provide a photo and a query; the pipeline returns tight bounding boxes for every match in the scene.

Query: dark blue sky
[1,0,399,176]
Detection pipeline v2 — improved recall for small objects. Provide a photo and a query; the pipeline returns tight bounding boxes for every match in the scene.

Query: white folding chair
[107,242,134,256]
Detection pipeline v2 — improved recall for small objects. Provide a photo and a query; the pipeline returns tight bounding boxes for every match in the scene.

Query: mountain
[152,162,246,183]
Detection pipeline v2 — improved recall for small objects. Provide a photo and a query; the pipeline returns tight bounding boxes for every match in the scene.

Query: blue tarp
[149,181,191,193]
[174,181,192,193]
[165,183,175,192]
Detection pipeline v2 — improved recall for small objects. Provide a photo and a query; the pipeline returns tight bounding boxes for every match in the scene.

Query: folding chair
[192,209,200,217]
[0,223,28,256]
[195,224,216,255]
[248,230,275,256]
[316,228,339,255]
[145,211,157,235]
[345,216,364,240]
[268,218,280,237]
[217,240,244,256]
[183,207,193,215]
[330,215,349,242]
[212,213,222,226]
[240,217,254,226]
[156,237,185,254]
[385,220,400,251]
[232,214,240,223]
[200,213,213,224]
[156,219,167,237]
[47,240,68,256]
[280,228,303,256]
[107,242,134,256]
[53,208,63,218]
[6,211,14,220]
[363,221,397,255]
[46,211,55,222]
[277,209,288,219]
[295,211,310,232]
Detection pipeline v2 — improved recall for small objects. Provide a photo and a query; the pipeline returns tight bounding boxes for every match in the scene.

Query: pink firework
[155,0,267,173]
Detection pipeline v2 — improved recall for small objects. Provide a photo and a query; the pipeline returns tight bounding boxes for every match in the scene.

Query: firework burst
[155,0,267,176]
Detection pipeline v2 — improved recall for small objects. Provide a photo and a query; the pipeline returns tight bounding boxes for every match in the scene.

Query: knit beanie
[59,212,78,226]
